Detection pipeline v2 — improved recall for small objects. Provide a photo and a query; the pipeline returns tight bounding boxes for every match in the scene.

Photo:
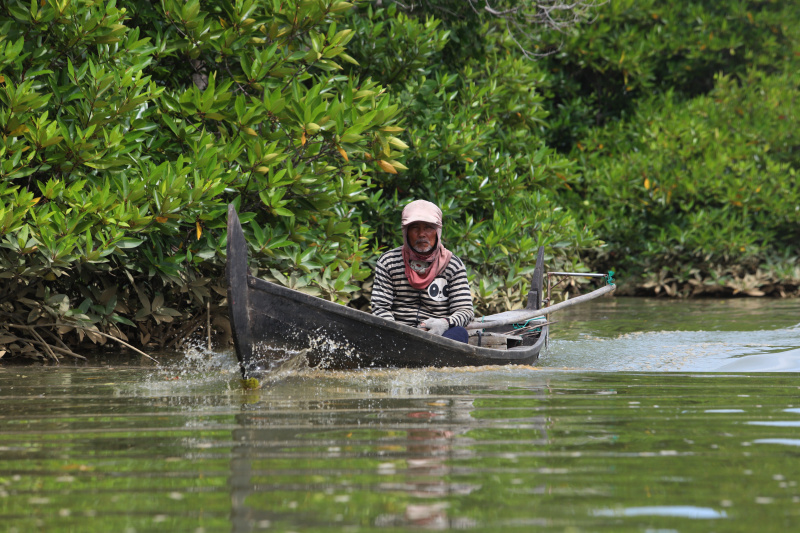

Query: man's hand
[419,317,449,336]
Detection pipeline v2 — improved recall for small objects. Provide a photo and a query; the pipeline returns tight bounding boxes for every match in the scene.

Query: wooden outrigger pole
[466,271,615,330]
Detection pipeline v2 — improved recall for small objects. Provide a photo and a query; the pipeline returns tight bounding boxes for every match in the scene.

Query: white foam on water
[753,439,800,447]
[713,348,800,372]
[541,327,800,372]
[593,506,727,519]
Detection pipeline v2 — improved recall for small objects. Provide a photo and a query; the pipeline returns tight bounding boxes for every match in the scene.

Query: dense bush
[537,0,800,295]
[539,0,798,152]
[0,0,411,359]
[573,69,800,296]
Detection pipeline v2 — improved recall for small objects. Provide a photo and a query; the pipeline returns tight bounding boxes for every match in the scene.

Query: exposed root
[85,330,160,365]
[4,323,158,365]
[5,324,84,360]
[2,327,86,360]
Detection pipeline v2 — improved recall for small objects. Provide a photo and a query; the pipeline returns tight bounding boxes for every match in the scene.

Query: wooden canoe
[227,205,548,378]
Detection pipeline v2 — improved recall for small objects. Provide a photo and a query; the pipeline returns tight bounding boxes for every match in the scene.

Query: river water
[2,297,800,532]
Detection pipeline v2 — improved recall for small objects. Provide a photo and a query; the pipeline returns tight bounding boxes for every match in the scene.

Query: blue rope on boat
[606,270,615,285]
[513,316,546,331]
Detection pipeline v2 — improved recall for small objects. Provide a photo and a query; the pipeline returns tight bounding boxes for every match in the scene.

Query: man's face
[407,221,438,253]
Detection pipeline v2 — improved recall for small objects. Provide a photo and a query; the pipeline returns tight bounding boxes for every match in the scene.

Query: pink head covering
[400,200,453,289]
[402,199,443,227]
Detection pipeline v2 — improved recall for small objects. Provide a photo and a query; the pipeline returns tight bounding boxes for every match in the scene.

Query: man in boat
[371,199,474,343]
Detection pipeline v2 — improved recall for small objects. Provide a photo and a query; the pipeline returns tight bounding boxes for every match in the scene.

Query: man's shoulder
[377,246,403,264]
[446,253,466,271]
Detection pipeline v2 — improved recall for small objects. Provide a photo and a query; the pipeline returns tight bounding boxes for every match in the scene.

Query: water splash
[135,341,242,397]
[249,343,312,383]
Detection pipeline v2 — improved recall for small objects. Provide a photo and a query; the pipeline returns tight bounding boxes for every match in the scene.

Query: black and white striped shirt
[371,247,474,328]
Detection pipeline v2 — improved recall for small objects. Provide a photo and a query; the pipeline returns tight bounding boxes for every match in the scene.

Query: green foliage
[494,0,800,296]
[573,68,800,295]
[0,0,408,358]
[343,3,602,313]
[540,0,798,152]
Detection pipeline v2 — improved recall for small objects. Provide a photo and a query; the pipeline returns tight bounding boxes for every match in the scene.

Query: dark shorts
[442,326,469,344]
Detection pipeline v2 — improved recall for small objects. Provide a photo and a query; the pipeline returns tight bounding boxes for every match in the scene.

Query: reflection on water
[3,365,800,532]
[1,298,800,531]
